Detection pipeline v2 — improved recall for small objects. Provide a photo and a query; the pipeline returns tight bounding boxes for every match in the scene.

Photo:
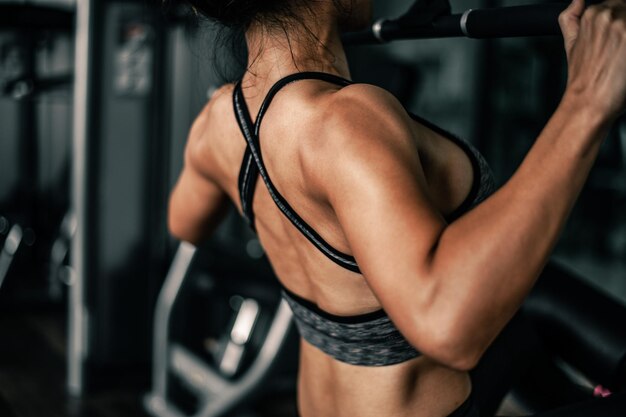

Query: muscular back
[171,79,474,417]
[182,79,474,316]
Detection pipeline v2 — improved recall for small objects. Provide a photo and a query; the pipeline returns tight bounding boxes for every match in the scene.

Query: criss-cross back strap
[237,119,259,230]
[233,72,360,273]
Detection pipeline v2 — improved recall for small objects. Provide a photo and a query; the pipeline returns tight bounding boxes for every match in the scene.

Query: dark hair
[178,0,350,82]
[185,0,350,30]
[185,0,299,29]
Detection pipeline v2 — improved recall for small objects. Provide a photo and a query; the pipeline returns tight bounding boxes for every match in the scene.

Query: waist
[298,339,474,417]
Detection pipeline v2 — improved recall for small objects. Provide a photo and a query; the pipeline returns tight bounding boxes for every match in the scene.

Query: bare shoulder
[331,82,403,108]
[184,83,237,176]
[189,83,235,140]
[309,83,418,157]
[303,83,421,189]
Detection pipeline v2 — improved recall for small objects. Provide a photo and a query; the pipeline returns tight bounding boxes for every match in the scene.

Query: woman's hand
[559,0,626,120]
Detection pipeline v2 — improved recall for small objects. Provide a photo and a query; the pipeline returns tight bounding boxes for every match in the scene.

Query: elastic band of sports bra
[281,284,387,324]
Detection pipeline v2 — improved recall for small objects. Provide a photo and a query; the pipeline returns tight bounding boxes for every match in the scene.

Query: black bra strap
[234,84,259,229]
[233,72,360,273]
[237,135,259,229]
[252,72,352,129]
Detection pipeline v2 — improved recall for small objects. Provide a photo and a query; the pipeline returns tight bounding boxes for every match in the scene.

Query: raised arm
[320,0,626,371]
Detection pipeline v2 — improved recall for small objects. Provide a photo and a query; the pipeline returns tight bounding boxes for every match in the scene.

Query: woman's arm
[168,119,229,245]
[318,0,626,371]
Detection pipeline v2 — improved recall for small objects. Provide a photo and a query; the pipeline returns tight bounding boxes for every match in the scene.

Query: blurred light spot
[246,239,264,259]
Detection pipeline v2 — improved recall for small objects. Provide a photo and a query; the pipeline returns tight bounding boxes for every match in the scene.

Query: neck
[243,12,351,90]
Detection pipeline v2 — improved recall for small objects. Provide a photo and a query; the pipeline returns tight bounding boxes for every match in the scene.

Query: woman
[168,0,626,415]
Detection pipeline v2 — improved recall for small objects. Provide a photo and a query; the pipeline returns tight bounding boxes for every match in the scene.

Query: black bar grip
[465,3,567,38]
[342,2,568,44]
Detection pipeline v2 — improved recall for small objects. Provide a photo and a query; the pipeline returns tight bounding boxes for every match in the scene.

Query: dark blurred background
[0,0,624,416]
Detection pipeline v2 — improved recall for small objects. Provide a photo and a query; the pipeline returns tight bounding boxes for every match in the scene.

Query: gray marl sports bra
[233,71,496,366]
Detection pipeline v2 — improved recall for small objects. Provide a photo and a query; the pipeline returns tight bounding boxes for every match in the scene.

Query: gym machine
[143,238,298,417]
[68,0,176,395]
[518,262,626,410]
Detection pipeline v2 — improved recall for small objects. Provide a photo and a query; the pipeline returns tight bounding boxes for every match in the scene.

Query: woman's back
[177,75,477,416]
[184,77,478,316]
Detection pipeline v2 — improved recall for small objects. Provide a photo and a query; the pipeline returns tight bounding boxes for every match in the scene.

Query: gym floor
[0,310,148,417]
[0,310,298,417]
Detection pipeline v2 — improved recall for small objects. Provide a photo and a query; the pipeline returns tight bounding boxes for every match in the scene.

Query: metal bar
[144,242,293,417]
[170,344,232,396]
[144,393,187,417]
[0,224,23,290]
[342,3,567,44]
[196,299,293,417]
[151,243,197,402]
[68,0,93,397]
[465,3,566,38]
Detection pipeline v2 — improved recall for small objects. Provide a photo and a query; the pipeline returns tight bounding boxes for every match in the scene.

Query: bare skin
[168,0,626,415]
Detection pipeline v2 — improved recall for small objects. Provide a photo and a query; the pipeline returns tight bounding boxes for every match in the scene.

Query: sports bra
[232,71,496,366]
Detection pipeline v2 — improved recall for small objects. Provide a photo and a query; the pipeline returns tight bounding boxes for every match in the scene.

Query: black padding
[0,392,15,417]
[470,310,544,417]
[514,351,596,412]
[529,391,626,417]
[526,261,626,391]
